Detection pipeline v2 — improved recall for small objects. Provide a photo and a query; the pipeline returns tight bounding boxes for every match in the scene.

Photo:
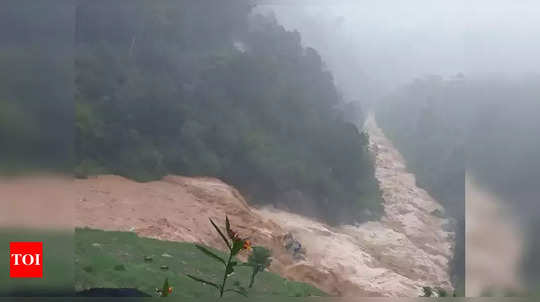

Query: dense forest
[73,0,381,224]
[376,73,540,291]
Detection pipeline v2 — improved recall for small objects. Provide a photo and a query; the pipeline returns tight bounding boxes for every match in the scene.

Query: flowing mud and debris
[256,114,455,296]
[74,115,454,297]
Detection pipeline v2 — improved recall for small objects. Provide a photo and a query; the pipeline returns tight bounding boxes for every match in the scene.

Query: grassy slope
[75,228,326,299]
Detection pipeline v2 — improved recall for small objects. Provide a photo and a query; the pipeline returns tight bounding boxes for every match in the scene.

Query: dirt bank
[76,175,285,259]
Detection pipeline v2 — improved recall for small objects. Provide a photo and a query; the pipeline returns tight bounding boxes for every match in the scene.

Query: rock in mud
[282,232,306,261]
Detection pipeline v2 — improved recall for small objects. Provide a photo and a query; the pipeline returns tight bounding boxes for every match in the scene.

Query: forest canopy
[73,0,381,224]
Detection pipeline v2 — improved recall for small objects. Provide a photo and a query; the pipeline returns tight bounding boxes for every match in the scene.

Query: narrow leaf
[209,218,231,250]
[161,278,169,297]
[225,216,231,238]
[185,274,220,290]
[195,245,226,266]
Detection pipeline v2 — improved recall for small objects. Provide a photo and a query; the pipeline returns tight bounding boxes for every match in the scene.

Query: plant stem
[248,269,257,288]
[219,253,233,297]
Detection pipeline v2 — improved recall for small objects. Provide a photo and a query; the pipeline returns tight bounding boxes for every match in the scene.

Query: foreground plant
[186,216,251,297]
[244,246,272,288]
[155,278,173,297]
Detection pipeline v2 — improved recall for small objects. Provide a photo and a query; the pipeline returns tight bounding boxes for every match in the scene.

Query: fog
[260,0,540,101]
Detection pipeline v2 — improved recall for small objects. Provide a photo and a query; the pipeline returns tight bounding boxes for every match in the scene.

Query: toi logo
[10,242,43,278]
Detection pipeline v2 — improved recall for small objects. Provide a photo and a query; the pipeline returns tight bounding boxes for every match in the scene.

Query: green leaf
[185,274,220,290]
[195,245,226,266]
[161,278,170,297]
[248,246,272,270]
[231,238,243,256]
[210,218,231,250]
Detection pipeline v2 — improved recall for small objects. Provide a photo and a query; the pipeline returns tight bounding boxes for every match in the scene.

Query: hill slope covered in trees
[74,0,380,224]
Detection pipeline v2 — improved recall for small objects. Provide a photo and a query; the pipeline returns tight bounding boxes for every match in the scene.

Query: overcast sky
[258,0,540,100]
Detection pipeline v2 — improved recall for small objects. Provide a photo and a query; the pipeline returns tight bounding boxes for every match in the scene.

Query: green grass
[75,228,327,299]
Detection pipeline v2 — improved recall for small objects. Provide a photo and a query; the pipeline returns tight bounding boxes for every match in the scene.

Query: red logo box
[10,242,43,278]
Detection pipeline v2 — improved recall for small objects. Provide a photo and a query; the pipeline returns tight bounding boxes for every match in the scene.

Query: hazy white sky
[258,0,540,99]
